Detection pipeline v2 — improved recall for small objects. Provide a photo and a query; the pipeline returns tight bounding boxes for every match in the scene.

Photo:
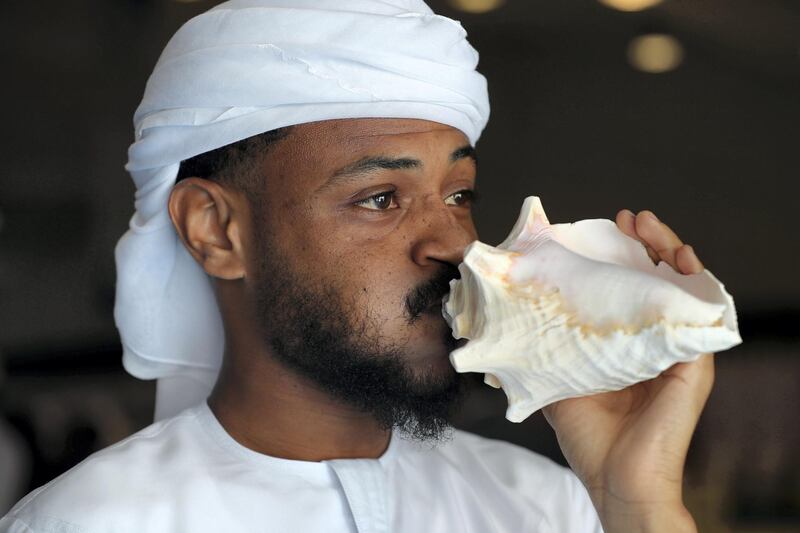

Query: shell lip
[452,337,468,350]
[441,292,453,322]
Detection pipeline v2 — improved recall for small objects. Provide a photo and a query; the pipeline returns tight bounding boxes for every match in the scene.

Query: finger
[615,209,661,264]
[634,211,684,270]
[676,244,705,274]
[666,353,715,409]
[615,209,636,237]
[695,353,716,404]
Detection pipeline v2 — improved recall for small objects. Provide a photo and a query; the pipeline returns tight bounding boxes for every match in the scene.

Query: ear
[168,178,246,280]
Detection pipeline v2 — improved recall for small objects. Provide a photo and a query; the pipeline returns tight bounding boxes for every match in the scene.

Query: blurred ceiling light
[598,0,663,12]
[447,0,505,14]
[627,34,684,73]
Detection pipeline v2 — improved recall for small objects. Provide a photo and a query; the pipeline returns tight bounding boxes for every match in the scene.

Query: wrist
[596,501,696,533]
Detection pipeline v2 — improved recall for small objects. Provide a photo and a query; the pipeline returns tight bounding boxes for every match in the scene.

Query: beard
[252,233,467,443]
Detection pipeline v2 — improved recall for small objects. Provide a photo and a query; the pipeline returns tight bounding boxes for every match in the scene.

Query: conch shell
[443,196,742,423]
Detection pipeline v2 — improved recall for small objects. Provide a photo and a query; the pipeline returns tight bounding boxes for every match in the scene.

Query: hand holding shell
[443,197,742,423]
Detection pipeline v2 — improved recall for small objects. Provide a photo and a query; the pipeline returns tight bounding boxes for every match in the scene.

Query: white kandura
[443,196,742,423]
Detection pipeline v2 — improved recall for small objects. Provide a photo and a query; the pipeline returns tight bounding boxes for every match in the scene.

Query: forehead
[301,117,466,138]
[282,118,468,157]
[263,118,472,190]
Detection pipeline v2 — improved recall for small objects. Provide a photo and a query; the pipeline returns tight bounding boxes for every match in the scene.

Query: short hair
[175,126,293,193]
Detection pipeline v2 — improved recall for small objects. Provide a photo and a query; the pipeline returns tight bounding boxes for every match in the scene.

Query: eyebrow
[322,144,476,188]
[450,145,476,164]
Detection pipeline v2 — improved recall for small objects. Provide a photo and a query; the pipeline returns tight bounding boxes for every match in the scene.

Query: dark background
[1,0,798,530]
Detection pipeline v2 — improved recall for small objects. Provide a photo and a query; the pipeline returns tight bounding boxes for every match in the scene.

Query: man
[1,1,713,531]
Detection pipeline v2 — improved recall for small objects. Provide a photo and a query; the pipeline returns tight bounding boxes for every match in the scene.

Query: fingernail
[646,211,659,222]
[686,245,703,268]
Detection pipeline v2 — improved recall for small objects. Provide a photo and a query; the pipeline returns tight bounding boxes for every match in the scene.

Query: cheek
[285,212,417,328]
[321,243,416,330]
[345,251,408,308]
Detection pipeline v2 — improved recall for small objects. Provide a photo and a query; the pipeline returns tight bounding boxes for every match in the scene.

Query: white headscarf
[116,0,490,420]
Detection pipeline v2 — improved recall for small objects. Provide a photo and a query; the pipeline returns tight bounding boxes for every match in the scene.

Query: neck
[208,346,391,462]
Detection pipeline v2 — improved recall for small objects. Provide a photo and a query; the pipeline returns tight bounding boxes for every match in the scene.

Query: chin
[406,338,456,379]
[398,308,458,368]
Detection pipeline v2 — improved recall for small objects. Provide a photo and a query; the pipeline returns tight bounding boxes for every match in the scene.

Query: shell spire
[444,196,742,423]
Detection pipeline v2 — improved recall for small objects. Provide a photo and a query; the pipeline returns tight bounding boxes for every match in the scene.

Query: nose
[409,197,477,268]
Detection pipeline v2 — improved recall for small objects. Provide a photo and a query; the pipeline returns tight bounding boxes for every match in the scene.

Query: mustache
[405,264,460,323]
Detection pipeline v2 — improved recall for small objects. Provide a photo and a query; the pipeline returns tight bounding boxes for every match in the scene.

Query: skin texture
[168,118,712,532]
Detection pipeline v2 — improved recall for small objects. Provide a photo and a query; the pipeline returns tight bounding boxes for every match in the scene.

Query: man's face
[241,118,479,440]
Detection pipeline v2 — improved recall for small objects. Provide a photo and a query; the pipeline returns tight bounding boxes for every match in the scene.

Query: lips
[404,265,460,321]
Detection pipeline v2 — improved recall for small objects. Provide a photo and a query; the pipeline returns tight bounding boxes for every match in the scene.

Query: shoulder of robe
[439,428,575,488]
[1,407,204,532]
[434,429,602,530]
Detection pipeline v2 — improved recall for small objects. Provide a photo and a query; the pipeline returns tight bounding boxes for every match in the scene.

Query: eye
[444,189,476,207]
[355,191,399,211]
